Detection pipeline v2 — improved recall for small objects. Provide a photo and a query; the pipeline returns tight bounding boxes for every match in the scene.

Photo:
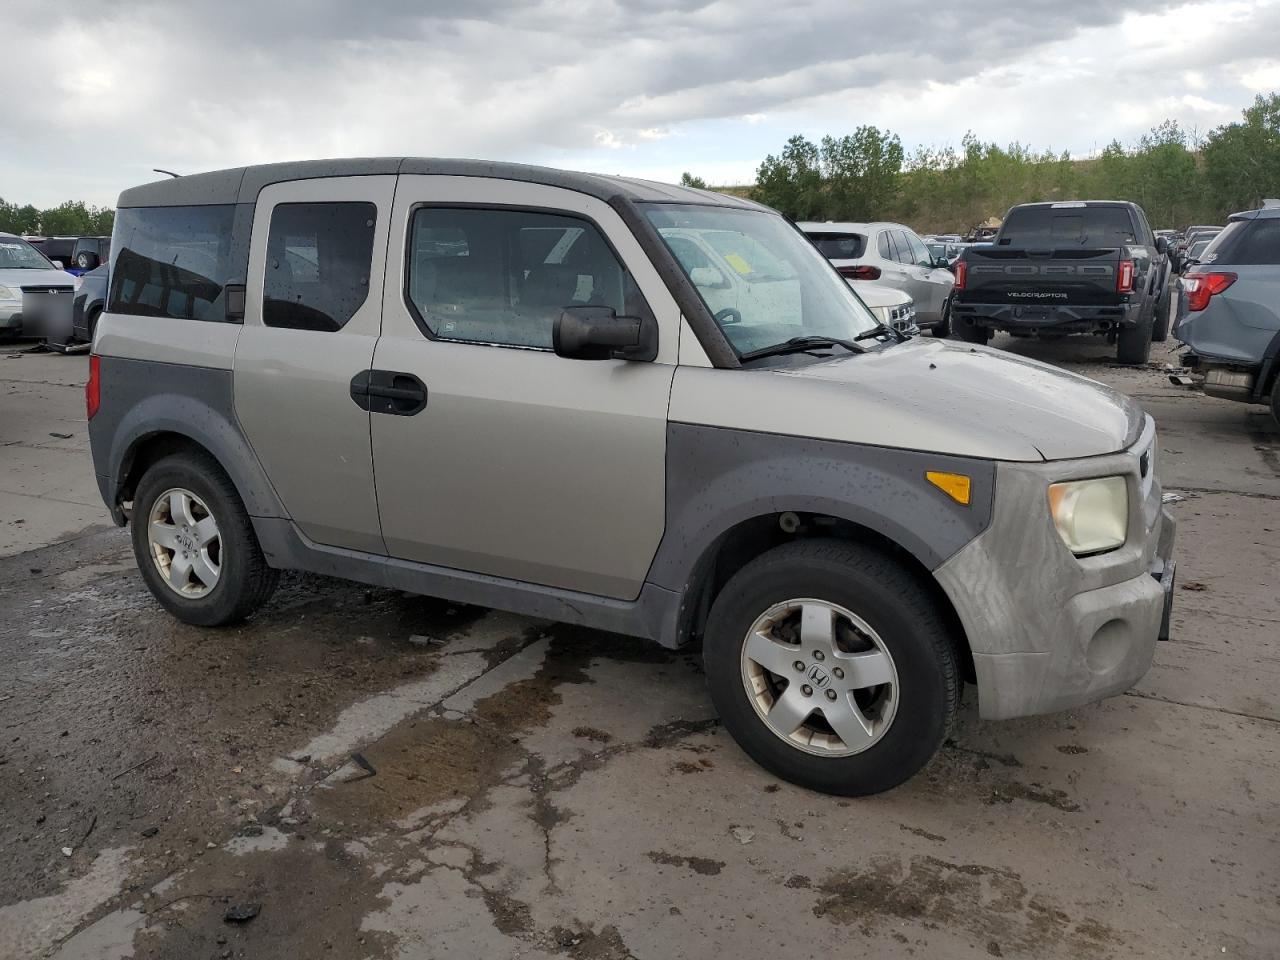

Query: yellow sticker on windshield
[723,252,752,276]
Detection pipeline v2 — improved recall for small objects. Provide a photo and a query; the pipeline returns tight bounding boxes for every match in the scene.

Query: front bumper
[935,417,1176,720]
[953,300,1140,333]
[0,304,21,331]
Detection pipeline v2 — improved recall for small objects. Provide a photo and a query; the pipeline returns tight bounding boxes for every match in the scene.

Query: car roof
[1009,200,1135,209]
[795,221,905,233]
[117,158,771,212]
[1228,205,1280,222]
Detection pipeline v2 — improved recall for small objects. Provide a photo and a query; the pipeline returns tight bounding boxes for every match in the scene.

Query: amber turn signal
[926,471,971,505]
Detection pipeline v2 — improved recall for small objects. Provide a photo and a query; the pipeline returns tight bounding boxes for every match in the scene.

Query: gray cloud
[2,0,1266,206]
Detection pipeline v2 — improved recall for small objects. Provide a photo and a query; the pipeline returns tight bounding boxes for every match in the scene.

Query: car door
[370,175,680,600]
[233,175,396,554]
[900,229,954,323]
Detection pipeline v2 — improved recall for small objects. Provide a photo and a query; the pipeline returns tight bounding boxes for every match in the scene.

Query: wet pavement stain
[310,717,523,824]
[646,850,725,876]
[813,855,1123,956]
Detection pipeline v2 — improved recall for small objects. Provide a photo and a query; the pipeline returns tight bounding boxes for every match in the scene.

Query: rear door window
[877,231,896,261]
[263,202,377,332]
[806,232,866,260]
[1207,219,1280,265]
[108,205,236,321]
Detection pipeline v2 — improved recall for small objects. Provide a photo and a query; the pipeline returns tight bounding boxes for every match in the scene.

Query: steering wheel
[713,307,743,325]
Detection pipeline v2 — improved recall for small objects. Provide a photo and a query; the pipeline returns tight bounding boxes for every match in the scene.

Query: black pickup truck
[951,201,1173,364]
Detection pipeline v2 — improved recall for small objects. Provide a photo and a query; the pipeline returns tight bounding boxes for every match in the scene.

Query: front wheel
[1151,291,1172,343]
[130,451,279,626]
[702,540,960,796]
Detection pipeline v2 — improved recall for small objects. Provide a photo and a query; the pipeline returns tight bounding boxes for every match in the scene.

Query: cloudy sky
[5,0,1279,208]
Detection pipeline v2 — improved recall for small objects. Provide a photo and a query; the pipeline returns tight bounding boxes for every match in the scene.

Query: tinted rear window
[805,232,867,260]
[998,206,1138,246]
[108,205,236,321]
[1204,219,1280,265]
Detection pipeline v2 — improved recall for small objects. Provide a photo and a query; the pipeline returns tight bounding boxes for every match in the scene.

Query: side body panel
[371,176,680,600]
[232,175,397,554]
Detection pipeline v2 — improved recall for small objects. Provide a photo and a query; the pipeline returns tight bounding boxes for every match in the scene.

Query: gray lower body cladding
[88,355,287,525]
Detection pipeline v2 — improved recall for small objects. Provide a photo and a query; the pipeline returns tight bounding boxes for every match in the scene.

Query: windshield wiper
[853,322,904,342]
[739,335,868,362]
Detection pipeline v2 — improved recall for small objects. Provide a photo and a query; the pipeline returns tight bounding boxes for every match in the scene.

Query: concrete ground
[1,335,1277,960]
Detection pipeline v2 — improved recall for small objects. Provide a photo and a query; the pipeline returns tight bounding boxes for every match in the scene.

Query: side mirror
[52,260,66,270]
[1155,236,1169,255]
[932,255,950,269]
[553,306,657,362]
[689,265,729,289]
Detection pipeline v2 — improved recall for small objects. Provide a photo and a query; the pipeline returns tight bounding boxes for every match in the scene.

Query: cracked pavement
[1,338,1278,959]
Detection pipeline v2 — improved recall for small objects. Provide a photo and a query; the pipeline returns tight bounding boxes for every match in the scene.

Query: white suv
[800,221,955,336]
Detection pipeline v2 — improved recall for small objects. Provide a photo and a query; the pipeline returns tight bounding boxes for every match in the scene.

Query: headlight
[1047,476,1128,556]
[0,284,17,301]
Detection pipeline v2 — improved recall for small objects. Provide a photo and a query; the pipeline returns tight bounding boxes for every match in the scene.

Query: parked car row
[22,234,111,274]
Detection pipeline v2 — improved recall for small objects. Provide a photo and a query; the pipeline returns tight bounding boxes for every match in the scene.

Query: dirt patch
[548,922,636,959]
[813,855,1123,956]
[985,781,1081,813]
[899,824,947,842]
[646,850,724,876]
[672,758,714,774]
[129,839,396,959]
[311,718,522,824]
[1056,744,1089,756]
[473,626,673,733]
[784,874,811,889]
[571,726,613,744]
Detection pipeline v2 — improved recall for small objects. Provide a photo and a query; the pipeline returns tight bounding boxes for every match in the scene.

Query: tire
[931,296,952,338]
[1270,372,1280,428]
[131,451,279,626]
[1116,308,1154,365]
[702,539,960,796]
[956,320,990,344]
[1151,290,1172,343]
[75,253,92,270]
[85,307,101,343]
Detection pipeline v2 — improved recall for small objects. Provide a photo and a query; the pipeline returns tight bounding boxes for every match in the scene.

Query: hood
[786,338,1144,461]
[0,268,76,293]
[848,282,908,308]
[669,338,1146,463]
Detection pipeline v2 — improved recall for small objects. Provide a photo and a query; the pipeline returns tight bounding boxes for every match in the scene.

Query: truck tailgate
[959,247,1124,305]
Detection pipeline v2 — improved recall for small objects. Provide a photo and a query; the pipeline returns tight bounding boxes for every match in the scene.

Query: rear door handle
[350,370,428,416]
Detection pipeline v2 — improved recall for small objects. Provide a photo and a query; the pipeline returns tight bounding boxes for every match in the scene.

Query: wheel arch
[657,509,976,683]
[106,395,287,526]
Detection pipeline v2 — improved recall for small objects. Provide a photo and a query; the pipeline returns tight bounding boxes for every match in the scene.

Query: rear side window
[263,202,376,332]
[807,232,866,260]
[1207,219,1280,265]
[877,231,896,261]
[998,206,1138,246]
[405,207,641,349]
[109,205,235,321]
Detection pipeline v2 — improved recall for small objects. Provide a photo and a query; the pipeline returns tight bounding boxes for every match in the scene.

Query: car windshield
[644,204,880,357]
[0,237,56,270]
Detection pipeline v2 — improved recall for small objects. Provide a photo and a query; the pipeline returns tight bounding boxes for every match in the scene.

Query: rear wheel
[931,295,953,338]
[956,320,990,344]
[702,539,959,796]
[131,451,279,626]
[1117,309,1154,365]
[75,252,92,270]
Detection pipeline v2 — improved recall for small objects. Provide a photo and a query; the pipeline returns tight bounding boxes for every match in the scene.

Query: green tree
[0,199,41,235]
[679,172,708,189]
[752,135,824,220]
[819,126,904,220]
[1203,93,1280,214]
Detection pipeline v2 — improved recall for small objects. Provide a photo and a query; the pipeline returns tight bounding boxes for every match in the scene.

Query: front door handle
[350,370,428,416]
